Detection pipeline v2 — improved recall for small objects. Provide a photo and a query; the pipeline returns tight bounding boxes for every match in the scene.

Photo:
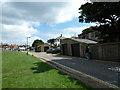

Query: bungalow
[9,44,19,51]
[35,43,51,52]
[60,38,98,57]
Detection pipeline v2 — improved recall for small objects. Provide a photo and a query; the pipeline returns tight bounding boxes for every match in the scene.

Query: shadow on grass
[58,71,94,90]
[30,61,94,89]
[30,62,53,73]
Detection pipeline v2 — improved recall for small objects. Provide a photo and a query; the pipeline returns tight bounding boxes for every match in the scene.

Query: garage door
[71,43,80,57]
[62,44,67,55]
[44,47,49,52]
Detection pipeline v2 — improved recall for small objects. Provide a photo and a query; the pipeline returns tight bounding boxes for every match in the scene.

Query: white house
[55,34,66,47]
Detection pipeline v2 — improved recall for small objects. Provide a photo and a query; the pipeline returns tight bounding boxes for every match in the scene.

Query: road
[29,52,120,87]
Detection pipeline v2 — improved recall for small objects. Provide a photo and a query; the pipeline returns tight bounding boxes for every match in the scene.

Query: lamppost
[27,37,31,55]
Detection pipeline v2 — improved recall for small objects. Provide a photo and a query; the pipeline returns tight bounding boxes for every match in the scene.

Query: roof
[9,45,18,48]
[63,38,98,44]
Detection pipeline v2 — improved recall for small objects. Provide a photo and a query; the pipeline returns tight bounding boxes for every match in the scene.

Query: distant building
[55,34,66,47]
[35,43,51,52]
[18,47,26,51]
[0,43,9,50]
[0,43,29,51]
[78,31,100,42]
[9,44,19,51]
[18,45,28,51]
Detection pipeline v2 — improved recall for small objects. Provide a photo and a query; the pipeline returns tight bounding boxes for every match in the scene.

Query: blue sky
[2,1,94,45]
[31,17,93,43]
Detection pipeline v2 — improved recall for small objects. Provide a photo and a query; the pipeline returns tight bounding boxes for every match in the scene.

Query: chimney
[61,34,62,37]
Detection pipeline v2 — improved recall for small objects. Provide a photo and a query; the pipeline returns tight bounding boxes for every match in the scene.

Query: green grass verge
[2,50,92,89]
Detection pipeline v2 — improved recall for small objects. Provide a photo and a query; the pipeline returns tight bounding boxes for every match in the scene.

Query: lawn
[2,50,91,89]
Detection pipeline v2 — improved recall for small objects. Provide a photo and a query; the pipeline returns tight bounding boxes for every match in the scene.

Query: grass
[56,53,62,55]
[2,50,92,89]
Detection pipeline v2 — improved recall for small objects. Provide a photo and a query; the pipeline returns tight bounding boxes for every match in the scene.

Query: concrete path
[28,52,120,88]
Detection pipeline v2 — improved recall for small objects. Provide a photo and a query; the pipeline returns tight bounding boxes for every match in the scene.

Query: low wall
[91,42,120,62]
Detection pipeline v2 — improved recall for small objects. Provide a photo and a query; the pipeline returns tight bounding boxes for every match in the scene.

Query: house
[18,45,28,51]
[35,43,51,52]
[18,47,26,51]
[55,34,66,47]
[9,44,19,51]
[0,43,28,51]
[60,38,98,57]
[18,46,27,51]
[1,43,10,50]
[78,31,100,42]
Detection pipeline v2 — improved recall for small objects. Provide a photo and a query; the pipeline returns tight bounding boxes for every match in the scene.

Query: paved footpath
[28,52,120,88]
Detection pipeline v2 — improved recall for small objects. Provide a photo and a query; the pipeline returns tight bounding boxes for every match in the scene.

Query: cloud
[2,1,86,25]
[1,1,88,44]
[62,26,90,37]
[62,27,89,34]
[43,26,89,39]
[2,23,41,44]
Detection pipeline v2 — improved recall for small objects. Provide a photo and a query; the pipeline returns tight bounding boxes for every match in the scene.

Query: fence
[91,42,120,62]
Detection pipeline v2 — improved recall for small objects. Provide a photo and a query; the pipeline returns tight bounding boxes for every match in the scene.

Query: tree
[79,2,120,42]
[32,39,44,47]
[82,27,94,34]
[47,38,56,46]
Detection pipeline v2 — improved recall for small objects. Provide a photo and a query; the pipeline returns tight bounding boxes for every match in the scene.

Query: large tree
[79,2,120,42]
[32,39,44,47]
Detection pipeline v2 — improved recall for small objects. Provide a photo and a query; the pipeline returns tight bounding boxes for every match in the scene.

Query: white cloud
[1,1,89,45]
[2,1,86,25]
[62,26,90,37]
[63,27,89,33]
[2,23,40,44]
[43,33,60,38]
[1,0,89,3]
[43,26,89,39]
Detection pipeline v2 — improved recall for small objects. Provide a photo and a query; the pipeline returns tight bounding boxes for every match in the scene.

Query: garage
[44,46,49,52]
[62,44,68,55]
[71,43,80,57]
[36,43,51,52]
[60,38,98,57]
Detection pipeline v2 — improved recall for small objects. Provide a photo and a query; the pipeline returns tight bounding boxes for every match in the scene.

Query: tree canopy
[32,39,44,47]
[47,38,56,45]
[82,27,94,34]
[79,2,120,42]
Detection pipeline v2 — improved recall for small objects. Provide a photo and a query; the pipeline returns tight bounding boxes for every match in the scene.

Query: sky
[1,0,96,45]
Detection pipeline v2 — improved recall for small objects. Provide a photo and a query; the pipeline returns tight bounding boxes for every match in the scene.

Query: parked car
[52,48,61,54]
[46,49,55,53]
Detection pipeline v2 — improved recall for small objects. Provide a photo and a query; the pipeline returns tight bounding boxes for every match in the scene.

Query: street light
[27,37,31,55]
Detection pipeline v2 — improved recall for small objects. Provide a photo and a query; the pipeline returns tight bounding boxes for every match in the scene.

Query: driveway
[29,52,120,87]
